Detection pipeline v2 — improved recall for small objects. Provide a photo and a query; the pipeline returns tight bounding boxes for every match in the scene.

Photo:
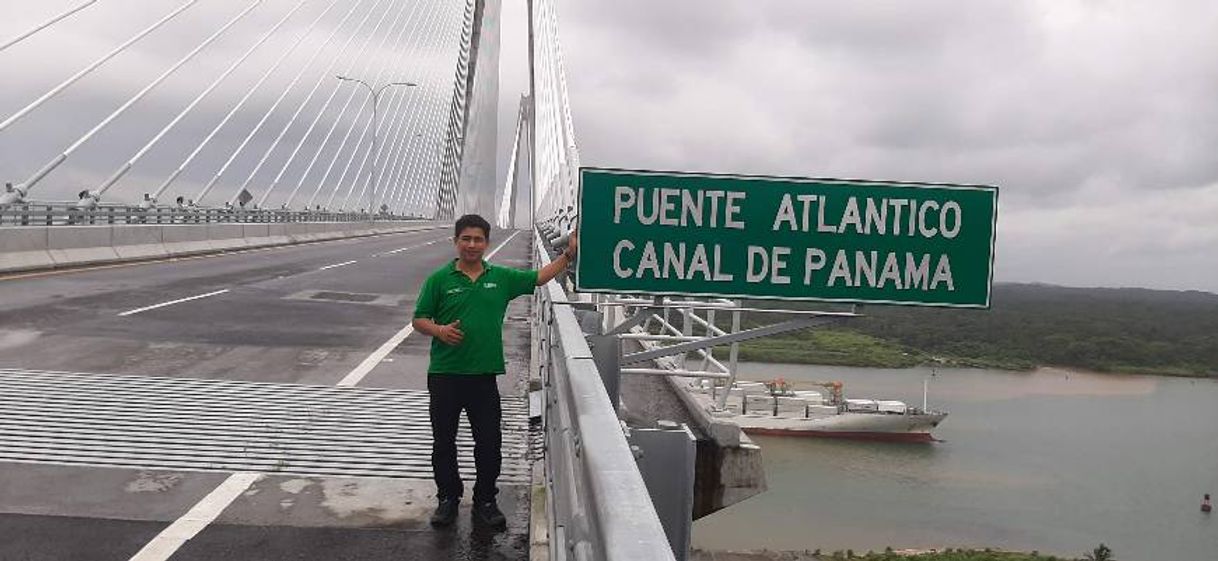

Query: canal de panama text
[608,185,963,291]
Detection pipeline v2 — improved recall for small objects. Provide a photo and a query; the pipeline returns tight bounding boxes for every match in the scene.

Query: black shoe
[472,501,506,529]
[430,498,459,527]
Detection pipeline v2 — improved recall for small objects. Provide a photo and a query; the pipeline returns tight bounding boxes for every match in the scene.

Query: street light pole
[335,76,416,219]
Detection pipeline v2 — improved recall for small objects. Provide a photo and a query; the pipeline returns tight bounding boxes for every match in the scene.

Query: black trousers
[427,374,502,503]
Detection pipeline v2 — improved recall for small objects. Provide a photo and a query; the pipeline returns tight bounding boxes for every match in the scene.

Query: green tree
[1084,543,1113,561]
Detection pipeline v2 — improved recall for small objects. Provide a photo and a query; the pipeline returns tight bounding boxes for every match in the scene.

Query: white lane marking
[127,472,262,561]
[487,229,520,259]
[126,229,528,558]
[318,259,357,271]
[379,237,443,256]
[117,289,230,317]
[336,323,416,387]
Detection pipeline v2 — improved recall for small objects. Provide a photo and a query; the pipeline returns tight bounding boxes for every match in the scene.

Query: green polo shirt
[412,259,538,375]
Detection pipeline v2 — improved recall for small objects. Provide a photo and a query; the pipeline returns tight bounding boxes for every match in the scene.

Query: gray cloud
[550,0,1218,291]
[3,1,1216,292]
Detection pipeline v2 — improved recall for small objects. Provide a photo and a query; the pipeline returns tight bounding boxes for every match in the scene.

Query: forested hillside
[727,284,1218,376]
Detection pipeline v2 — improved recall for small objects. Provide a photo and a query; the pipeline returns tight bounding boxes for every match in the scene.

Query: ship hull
[729,412,948,442]
[740,427,939,442]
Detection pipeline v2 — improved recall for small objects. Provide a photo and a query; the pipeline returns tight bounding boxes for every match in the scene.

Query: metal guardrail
[0,201,427,227]
[533,227,676,561]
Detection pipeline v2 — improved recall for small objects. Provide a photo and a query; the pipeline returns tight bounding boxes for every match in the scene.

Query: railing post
[628,422,696,561]
[676,302,692,370]
[587,333,620,412]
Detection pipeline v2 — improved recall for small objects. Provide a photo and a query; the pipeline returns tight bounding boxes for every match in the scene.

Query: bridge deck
[0,228,537,560]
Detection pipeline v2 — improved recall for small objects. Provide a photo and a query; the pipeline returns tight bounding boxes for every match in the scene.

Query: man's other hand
[437,319,464,346]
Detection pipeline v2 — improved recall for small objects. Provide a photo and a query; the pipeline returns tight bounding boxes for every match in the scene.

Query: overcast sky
[496,0,1218,294]
[2,1,1216,293]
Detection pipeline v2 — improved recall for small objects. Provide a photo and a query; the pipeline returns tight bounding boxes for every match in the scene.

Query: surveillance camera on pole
[139,193,156,209]
[0,182,28,207]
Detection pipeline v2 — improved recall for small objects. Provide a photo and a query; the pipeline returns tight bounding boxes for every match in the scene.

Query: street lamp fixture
[335,76,417,219]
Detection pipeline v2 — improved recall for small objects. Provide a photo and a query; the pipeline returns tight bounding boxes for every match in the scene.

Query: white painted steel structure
[0,0,479,220]
[0,0,99,53]
[1,1,684,559]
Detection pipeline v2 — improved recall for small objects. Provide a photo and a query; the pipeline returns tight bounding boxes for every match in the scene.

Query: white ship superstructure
[686,379,947,442]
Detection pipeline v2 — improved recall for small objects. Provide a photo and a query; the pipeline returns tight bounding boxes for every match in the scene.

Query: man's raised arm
[536,230,578,286]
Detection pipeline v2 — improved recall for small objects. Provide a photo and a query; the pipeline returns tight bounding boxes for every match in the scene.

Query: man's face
[455,226,488,263]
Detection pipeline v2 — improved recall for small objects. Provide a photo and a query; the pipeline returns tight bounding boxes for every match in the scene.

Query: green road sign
[575,167,998,308]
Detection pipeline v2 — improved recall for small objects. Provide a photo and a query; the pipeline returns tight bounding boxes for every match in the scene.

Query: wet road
[0,227,537,561]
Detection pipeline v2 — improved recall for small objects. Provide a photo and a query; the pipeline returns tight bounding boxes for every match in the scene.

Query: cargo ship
[687,378,947,442]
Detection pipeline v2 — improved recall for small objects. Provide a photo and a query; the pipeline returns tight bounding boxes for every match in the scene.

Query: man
[412,214,577,529]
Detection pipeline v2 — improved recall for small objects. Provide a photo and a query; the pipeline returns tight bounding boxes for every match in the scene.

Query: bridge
[0,2,771,560]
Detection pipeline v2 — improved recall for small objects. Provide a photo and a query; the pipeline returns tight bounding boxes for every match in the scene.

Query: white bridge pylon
[0,0,502,222]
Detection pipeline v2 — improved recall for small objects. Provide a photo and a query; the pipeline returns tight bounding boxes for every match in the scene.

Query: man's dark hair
[454,214,491,240]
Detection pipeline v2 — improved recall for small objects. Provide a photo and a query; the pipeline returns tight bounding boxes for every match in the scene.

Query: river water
[691,363,1218,561]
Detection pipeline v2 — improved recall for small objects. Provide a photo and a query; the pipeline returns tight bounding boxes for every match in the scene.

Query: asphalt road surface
[0,227,537,561]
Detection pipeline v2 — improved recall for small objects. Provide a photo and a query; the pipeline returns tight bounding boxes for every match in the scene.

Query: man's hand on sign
[564,229,579,259]
[537,229,581,286]
[436,319,463,346]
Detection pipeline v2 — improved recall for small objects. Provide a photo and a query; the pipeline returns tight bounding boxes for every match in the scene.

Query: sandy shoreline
[691,548,945,561]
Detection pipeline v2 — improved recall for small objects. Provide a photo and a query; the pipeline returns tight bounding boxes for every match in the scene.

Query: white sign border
[574,166,999,310]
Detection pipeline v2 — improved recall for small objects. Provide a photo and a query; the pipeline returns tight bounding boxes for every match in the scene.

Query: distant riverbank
[714,327,1215,378]
[714,329,1036,372]
[716,284,1218,378]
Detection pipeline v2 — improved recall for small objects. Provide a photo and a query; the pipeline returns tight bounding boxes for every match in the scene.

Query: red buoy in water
[1204,493,1213,514]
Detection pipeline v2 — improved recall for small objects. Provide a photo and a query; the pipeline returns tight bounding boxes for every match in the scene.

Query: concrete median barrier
[1,220,444,274]
[112,224,169,260]
[0,227,54,272]
[47,226,119,267]
[263,223,290,246]
[161,224,212,255]
[206,224,248,251]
